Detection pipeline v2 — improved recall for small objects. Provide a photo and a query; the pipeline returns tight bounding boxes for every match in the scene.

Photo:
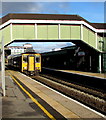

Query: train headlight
[36,67,40,70]
[24,67,27,69]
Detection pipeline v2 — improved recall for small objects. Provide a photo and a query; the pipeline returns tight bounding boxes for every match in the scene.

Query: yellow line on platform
[8,72,56,120]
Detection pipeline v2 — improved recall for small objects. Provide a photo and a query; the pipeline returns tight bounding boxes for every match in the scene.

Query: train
[7,52,41,75]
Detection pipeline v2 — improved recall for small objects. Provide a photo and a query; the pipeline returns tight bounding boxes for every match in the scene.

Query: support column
[1,36,5,96]
[35,23,37,39]
[99,53,102,73]
[80,24,83,40]
[95,32,97,49]
[58,24,61,39]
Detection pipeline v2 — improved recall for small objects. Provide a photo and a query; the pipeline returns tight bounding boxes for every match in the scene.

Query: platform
[59,70,106,79]
[43,67,106,79]
[2,71,53,120]
[1,70,106,120]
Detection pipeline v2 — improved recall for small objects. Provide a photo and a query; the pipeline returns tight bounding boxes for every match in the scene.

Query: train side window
[36,57,40,63]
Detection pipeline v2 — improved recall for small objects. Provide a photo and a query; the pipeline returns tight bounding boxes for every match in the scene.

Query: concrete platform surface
[2,72,51,120]
[7,70,106,120]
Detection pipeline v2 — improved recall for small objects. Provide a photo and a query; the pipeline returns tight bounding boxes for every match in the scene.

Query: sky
[0,2,105,53]
[1,2,105,23]
[12,42,74,53]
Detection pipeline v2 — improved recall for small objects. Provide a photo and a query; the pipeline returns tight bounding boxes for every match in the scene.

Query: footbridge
[0,13,106,72]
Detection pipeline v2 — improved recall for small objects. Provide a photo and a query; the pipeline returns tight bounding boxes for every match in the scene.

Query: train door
[35,54,41,72]
[28,55,35,71]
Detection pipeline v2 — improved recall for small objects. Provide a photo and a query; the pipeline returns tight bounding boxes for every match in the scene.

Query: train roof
[7,54,21,59]
[22,52,37,54]
[42,46,76,56]
[8,52,40,59]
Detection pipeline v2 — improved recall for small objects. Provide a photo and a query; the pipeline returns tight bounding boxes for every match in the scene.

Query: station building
[6,43,33,55]
[0,13,106,73]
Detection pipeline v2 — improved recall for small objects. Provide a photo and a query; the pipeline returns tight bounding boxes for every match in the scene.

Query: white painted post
[80,24,83,40]
[99,53,102,73]
[1,36,5,96]
[58,24,60,39]
[95,33,97,49]
[35,23,37,39]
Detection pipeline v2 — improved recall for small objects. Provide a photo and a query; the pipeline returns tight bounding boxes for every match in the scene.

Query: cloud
[1,2,104,23]
[58,2,70,9]
[1,2,71,17]
[9,42,74,53]
[33,42,74,53]
[2,2,45,16]
[1,2,67,16]
[28,3,44,13]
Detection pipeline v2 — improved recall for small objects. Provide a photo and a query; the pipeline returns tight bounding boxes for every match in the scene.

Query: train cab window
[36,57,40,63]
[23,55,27,63]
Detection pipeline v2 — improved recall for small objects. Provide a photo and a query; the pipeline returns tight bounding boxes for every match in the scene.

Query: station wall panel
[13,25,24,39]
[70,26,80,39]
[48,25,58,39]
[2,25,11,45]
[97,36,102,51]
[104,37,106,51]
[23,25,35,39]
[60,25,81,40]
[60,25,71,39]
[0,23,104,53]
[88,30,96,48]
[83,26,96,49]
[13,25,35,40]
[83,26,89,43]
[37,25,48,39]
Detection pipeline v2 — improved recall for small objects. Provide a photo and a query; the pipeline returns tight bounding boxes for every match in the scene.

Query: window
[36,57,40,63]
[23,55,27,62]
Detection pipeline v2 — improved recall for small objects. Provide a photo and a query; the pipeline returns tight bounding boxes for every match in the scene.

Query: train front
[22,52,41,75]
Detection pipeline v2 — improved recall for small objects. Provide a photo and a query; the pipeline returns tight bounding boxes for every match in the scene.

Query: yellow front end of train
[22,53,41,75]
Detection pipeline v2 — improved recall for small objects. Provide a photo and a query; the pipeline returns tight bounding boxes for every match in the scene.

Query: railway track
[31,74,106,115]
[6,65,106,115]
[41,74,106,100]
